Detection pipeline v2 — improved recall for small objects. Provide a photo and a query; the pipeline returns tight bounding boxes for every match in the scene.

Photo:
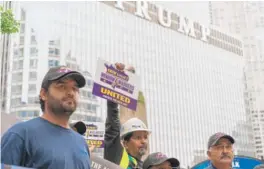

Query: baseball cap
[207,132,235,149]
[41,66,86,89]
[143,152,180,169]
[70,121,87,135]
[120,117,151,139]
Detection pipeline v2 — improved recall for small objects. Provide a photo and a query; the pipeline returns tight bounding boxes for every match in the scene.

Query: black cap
[70,121,87,135]
[41,66,86,89]
[143,152,180,169]
[207,132,235,149]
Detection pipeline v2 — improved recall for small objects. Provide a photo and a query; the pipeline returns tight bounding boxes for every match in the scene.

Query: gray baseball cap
[41,66,86,89]
[143,152,180,169]
[208,132,235,149]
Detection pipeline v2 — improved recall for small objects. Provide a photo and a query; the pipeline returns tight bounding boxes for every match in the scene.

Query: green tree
[0,5,20,34]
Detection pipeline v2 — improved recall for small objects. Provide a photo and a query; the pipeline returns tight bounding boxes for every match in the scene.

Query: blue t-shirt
[1,117,90,169]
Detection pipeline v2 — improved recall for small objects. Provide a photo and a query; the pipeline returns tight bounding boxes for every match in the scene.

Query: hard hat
[120,118,151,139]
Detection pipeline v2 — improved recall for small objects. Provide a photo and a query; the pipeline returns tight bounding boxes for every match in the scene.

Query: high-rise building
[2,1,255,167]
[209,1,264,159]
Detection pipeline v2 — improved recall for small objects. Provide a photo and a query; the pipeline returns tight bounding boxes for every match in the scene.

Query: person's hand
[126,65,135,74]
[115,63,125,71]
[89,145,96,153]
[115,63,136,74]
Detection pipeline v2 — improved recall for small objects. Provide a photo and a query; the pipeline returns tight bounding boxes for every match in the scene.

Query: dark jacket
[104,101,143,169]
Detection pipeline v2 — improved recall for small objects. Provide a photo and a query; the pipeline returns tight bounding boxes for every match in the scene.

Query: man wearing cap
[143,152,180,169]
[1,66,90,169]
[104,63,151,169]
[206,132,235,169]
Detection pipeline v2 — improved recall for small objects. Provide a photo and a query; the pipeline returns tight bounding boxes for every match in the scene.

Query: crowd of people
[0,63,244,169]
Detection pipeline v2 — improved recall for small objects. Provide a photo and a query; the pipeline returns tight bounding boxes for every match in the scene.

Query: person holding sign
[1,66,91,169]
[104,63,151,169]
[205,132,235,169]
[143,152,180,169]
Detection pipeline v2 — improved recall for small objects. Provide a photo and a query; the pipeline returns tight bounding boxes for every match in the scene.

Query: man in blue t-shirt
[1,66,90,169]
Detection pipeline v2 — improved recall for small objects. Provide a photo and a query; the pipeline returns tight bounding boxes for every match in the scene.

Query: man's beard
[138,146,147,156]
[46,93,77,117]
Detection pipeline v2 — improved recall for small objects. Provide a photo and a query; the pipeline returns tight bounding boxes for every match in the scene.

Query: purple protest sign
[93,82,138,110]
[92,59,140,111]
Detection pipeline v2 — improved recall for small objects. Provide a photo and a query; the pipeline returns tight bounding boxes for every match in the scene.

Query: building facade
[209,1,264,159]
[1,1,255,167]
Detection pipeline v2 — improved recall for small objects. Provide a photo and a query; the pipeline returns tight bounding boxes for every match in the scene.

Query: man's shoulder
[3,117,43,136]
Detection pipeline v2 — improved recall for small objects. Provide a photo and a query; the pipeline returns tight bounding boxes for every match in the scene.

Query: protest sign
[91,155,123,169]
[85,122,105,148]
[92,59,141,111]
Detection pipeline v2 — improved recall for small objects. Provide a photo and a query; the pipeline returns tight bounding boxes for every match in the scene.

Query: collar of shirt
[210,163,232,169]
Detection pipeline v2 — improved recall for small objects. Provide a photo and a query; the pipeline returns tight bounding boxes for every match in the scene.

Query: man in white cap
[104,63,151,169]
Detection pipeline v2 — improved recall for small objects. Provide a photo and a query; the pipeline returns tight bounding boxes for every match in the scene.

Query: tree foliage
[0,5,20,34]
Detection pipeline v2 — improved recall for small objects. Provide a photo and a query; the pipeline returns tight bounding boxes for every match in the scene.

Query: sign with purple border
[85,122,105,148]
[92,59,140,111]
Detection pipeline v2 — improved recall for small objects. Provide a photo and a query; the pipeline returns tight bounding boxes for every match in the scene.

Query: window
[29,72,37,80]
[13,49,19,57]
[88,92,92,98]
[48,60,59,68]
[20,24,25,33]
[80,90,86,98]
[31,36,37,44]
[11,85,22,94]
[20,111,27,117]
[34,111,39,116]
[92,105,97,112]
[87,79,92,87]
[19,48,24,57]
[30,59,38,68]
[49,48,55,55]
[86,103,91,110]
[30,47,38,57]
[12,72,23,82]
[13,60,23,70]
[21,9,26,20]
[55,48,60,55]
[11,98,21,106]
[49,41,54,45]
[28,97,38,104]
[19,36,24,45]
[28,84,36,93]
